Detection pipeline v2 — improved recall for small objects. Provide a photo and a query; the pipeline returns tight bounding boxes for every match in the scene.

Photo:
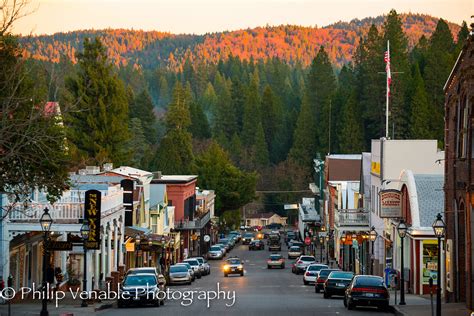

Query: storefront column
[94,250,99,289]
[107,224,112,277]
[113,221,118,271]
[101,227,106,283]
[118,220,124,267]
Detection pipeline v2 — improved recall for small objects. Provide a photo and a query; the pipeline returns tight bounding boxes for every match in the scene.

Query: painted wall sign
[379,189,402,218]
[84,189,101,249]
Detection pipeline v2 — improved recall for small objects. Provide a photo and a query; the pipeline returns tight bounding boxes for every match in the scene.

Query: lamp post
[351,233,357,272]
[117,227,122,269]
[80,222,90,307]
[397,220,408,305]
[369,226,377,275]
[319,237,324,263]
[135,235,141,268]
[40,208,53,316]
[432,213,445,316]
[341,236,346,270]
[325,234,330,265]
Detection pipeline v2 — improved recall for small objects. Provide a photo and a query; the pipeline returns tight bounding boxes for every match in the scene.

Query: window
[457,95,468,158]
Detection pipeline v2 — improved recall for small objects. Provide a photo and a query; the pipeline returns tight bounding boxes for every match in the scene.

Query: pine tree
[189,101,211,139]
[382,10,412,139]
[241,76,261,147]
[409,64,433,139]
[213,76,237,142]
[65,37,130,165]
[338,93,365,153]
[158,75,170,107]
[455,21,469,54]
[201,82,218,122]
[129,89,157,144]
[128,118,148,168]
[152,82,194,174]
[288,93,318,168]
[423,18,455,143]
[253,122,270,168]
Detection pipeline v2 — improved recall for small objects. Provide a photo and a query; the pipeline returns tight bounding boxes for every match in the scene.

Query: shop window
[422,240,439,285]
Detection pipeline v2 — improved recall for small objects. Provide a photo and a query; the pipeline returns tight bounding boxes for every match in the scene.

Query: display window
[422,240,438,285]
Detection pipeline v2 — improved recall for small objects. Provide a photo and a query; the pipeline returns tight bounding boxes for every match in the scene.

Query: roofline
[443,48,465,92]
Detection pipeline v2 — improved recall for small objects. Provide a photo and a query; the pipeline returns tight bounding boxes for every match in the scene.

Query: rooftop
[413,174,444,228]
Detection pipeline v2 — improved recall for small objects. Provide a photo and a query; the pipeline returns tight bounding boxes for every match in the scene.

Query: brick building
[443,29,474,309]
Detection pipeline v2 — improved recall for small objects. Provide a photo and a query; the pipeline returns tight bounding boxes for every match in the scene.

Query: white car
[288,246,302,259]
[208,245,224,260]
[193,257,211,275]
[303,264,329,285]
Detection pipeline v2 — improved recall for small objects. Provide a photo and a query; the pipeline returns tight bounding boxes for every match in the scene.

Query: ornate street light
[117,227,122,268]
[397,220,408,305]
[135,234,141,267]
[80,222,90,307]
[369,226,378,275]
[39,208,53,316]
[432,214,445,316]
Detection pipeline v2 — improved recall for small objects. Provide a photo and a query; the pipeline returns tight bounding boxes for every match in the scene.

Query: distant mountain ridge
[21,13,461,70]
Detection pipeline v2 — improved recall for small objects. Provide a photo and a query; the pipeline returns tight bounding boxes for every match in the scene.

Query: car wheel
[197,274,202,279]
[267,265,271,269]
[187,281,192,285]
[224,273,228,277]
[240,272,244,276]
[117,301,124,308]
[378,303,389,311]
[303,280,308,285]
[316,287,320,293]
[343,297,347,307]
[282,264,285,269]
[323,292,330,299]
[160,298,165,306]
[154,299,160,307]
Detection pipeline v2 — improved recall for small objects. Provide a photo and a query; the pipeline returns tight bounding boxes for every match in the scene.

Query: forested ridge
[17,11,468,212]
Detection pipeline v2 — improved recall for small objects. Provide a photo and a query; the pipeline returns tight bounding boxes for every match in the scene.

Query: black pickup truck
[268,239,281,251]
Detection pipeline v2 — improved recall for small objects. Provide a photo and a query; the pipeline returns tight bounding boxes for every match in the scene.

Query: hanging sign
[84,189,101,249]
[379,189,402,218]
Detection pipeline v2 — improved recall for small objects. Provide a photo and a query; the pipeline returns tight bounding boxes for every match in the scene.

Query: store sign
[84,189,101,249]
[371,162,380,175]
[47,241,73,251]
[380,189,402,218]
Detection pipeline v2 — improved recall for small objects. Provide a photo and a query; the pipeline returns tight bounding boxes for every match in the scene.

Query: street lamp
[325,234,330,265]
[369,226,378,275]
[40,208,53,316]
[351,234,357,272]
[117,227,122,268]
[397,220,408,305]
[80,222,90,307]
[319,237,324,263]
[341,236,346,270]
[432,213,445,316]
[135,235,141,267]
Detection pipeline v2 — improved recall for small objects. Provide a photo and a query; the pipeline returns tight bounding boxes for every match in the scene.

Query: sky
[12,0,473,36]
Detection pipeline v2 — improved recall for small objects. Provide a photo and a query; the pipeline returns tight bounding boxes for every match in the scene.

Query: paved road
[98,239,392,316]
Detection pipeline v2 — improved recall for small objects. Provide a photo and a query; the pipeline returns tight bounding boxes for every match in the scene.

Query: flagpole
[385,40,390,139]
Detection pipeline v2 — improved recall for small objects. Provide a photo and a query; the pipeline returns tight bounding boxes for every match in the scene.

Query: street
[98,241,393,316]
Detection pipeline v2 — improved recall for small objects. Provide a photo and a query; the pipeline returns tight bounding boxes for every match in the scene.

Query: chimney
[103,163,113,171]
[152,171,162,179]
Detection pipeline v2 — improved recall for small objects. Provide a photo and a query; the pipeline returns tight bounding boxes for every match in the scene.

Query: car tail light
[317,278,325,283]
[297,260,302,264]
[305,272,310,276]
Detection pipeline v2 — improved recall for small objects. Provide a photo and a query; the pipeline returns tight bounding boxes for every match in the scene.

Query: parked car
[303,264,329,285]
[168,264,192,285]
[268,240,281,251]
[249,239,265,250]
[266,223,283,230]
[219,238,232,251]
[223,257,244,277]
[288,246,302,259]
[208,245,224,260]
[242,232,255,245]
[292,256,316,274]
[214,243,227,255]
[125,267,167,287]
[315,269,340,293]
[286,232,296,245]
[344,275,390,311]
[193,257,211,275]
[176,262,195,281]
[267,253,285,269]
[323,271,355,298]
[183,258,203,278]
[118,273,164,307]
[229,231,241,242]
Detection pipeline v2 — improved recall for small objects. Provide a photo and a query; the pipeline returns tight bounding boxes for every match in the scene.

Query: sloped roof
[246,212,281,219]
[110,166,153,179]
[414,174,444,227]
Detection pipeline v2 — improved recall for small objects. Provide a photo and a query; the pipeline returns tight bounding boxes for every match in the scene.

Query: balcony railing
[8,189,124,223]
[335,209,370,227]
[175,210,211,230]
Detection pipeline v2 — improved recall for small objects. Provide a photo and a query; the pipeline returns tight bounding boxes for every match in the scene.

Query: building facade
[443,30,474,309]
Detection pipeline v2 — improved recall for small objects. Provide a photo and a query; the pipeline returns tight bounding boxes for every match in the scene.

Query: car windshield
[123,275,156,286]
[329,272,354,279]
[128,269,155,275]
[270,255,282,260]
[244,233,254,238]
[319,269,338,277]
[177,263,191,269]
[227,259,241,264]
[195,258,204,264]
[308,265,328,271]
[290,246,301,251]
[219,238,229,243]
[300,256,315,262]
[170,266,188,273]
[210,246,221,251]
[185,260,199,266]
[356,277,385,287]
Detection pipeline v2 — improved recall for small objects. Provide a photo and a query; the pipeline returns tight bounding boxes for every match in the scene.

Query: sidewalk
[0,294,114,316]
[389,291,472,316]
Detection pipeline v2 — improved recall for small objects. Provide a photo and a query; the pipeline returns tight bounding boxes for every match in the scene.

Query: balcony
[174,210,211,230]
[8,189,124,224]
[335,208,370,231]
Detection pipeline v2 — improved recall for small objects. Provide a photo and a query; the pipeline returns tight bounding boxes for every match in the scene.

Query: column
[101,227,106,286]
[119,220,124,266]
[113,221,118,271]
[94,250,99,289]
[107,224,112,277]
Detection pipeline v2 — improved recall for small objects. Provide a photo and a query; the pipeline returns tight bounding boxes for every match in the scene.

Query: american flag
[384,50,391,96]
